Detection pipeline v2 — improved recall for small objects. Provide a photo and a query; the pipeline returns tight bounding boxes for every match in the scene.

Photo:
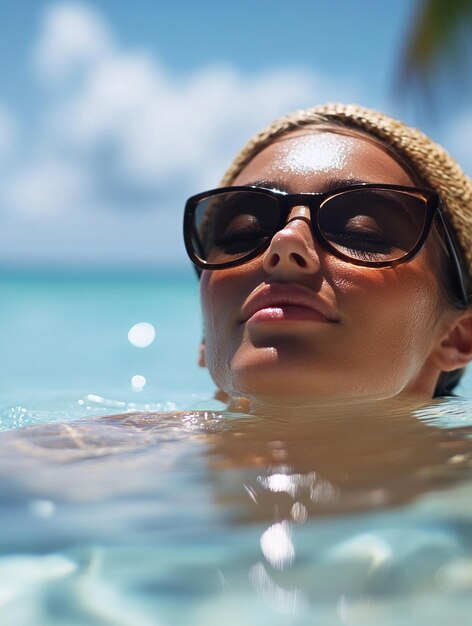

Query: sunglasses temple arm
[436,208,469,307]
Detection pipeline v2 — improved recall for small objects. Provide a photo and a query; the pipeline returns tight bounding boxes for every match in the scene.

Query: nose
[262,205,321,278]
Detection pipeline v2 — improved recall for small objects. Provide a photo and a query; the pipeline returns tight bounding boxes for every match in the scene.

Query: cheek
[327,263,442,397]
[334,261,442,355]
[199,271,246,386]
[200,270,237,329]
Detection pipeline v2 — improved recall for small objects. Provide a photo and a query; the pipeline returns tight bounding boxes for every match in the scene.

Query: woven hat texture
[221,103,472,277]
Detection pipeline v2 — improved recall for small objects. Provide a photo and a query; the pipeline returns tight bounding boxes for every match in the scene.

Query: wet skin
[200,129,460,411]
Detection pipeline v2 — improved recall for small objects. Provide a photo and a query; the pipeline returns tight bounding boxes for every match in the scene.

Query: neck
[227,393,433,421]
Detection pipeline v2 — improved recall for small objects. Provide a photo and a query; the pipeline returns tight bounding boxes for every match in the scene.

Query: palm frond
[401,0,472,83]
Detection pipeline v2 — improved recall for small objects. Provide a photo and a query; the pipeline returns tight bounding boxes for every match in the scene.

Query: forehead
[231,129,415,190]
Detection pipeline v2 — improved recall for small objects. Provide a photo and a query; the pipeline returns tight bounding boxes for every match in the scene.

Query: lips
[240,283,339,324]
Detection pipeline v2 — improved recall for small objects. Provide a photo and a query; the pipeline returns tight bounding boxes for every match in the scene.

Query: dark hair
[432,220,470,396]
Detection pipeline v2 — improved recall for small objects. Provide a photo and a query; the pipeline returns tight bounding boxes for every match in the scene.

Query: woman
[2,105,472,626]
[184,103,472,413]
[4,108,472,626]
[2,104,472,511]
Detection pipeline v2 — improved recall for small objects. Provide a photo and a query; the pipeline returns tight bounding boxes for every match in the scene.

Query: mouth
[241,283,339,325]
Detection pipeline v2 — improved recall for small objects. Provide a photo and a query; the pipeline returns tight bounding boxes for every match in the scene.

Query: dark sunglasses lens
[318,189,428,263]
[191,190,282,265]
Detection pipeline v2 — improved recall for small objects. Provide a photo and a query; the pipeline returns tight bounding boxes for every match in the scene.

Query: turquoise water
[2,274,472,625]
[1,272,214,415]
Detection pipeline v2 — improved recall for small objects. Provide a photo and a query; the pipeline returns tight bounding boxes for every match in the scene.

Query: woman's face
[200,129,455,407]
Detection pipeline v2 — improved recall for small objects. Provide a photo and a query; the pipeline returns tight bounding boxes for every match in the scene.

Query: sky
[1,0,471,274]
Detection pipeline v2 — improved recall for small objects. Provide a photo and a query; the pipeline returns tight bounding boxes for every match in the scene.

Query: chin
[218,366,410,407]
[209,346,420,405]
[219,366,338,404]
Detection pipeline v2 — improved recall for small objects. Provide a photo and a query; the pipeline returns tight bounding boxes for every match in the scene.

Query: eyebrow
[245,177,375,194]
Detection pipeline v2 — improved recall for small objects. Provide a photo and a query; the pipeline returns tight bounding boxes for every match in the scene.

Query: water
[2,273,472,625]
[0,271,213,410]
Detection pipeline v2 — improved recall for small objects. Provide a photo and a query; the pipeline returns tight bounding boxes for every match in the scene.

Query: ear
[198,337,206,368]
[430,308,472,371]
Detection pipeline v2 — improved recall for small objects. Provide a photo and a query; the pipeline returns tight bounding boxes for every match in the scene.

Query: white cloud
[1,1,360,268]
[5,157,90,216]
[54,58,335,188]
[32,1,113,82]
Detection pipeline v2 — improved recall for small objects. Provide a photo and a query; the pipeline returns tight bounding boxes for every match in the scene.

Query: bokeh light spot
[128,322,155,348]
[131,374,147,392]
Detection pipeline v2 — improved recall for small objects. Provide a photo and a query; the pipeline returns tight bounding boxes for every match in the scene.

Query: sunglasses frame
[183,183,469,306]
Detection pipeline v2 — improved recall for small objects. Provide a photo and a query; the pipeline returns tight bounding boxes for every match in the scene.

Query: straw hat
[221,103,472,278]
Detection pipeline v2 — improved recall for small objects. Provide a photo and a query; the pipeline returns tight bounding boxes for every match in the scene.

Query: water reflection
[203,401,472,522]
[1,398,472,512]
[249,561,308,616]
[0,398,471,622]
[260,521,295,569]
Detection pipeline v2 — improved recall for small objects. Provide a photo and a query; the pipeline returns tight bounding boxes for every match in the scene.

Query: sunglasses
[183,184,468,305]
